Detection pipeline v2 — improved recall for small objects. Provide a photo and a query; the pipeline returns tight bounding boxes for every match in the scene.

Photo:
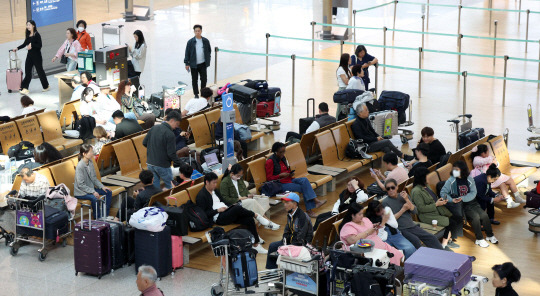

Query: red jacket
[77,30,92,50]
[265,155,292,184]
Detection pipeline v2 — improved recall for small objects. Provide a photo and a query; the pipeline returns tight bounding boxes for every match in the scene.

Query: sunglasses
[385,186,396,191]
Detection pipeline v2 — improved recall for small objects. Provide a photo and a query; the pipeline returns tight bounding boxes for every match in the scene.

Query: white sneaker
[259,236,265,244]
[486,236,499,244]
[475,239,490,248]
[256,215,270,227]
[507,200,520,209]
[265,222,281,231]
[253,244,268,254]
[513,193,526,204]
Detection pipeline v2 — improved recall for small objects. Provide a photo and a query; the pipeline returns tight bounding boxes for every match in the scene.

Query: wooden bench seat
[131,134,148,170]
[15,116,43,147]
[113,140,142,179]
[37,110,83,150]
[286,143,333,194]
[58,100,80,128]
[188,114,214,150]
[488,136,537,184]
[315,130,363,172]
[0,121,22,154]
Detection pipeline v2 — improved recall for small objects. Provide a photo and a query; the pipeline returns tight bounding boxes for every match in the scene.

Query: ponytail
[492,262,521,285]
[485,163,501,179]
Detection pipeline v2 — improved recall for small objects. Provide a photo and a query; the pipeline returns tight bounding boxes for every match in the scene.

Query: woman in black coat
[12,20,49,95]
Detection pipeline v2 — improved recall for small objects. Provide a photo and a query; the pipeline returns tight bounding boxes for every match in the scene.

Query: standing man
[184,24,211,98]
[143,110,184,190]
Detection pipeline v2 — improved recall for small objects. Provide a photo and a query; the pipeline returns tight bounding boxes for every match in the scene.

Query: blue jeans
[266,241,284,269]
[281,177,316,210]
[76,188,112,219]
[384,226,417,259]
[66,59,77,71]
[124,112,137,120]
[147,164,173,190]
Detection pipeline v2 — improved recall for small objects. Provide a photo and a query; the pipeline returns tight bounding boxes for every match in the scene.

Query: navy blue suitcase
[134,226,172,279]
[257,87,281,102]
[230,250,258,288]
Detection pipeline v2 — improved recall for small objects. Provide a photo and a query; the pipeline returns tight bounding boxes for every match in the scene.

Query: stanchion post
[458,34,463,79]
[291,54,296,105]
[383,27,387,74]
[462,71,467,115]
[489,0,493,35]
[393,0,398,41]
[518,0,522,24]
[457,5,462,35]
[311,21,315,66]
[421,15,425,50]
[525,10,530,52]
[9,0,14,33]
[353,10,357,45]
[503,55,508,106]
[340,40,344,56]
[266,33,270,81]
[418,47,423,98]
[493,20,498,66]
[214,47,218,84]
[426,0,430,31]
[374,64,379,98]
[538,40,540,89]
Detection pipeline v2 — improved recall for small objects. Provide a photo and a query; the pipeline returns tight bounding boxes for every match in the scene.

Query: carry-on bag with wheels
[74,205,112,279]
[299,98,316,134]
[172,235,184,270]
[230,84,258,104]
[256,100,277,118]
[237,101,256,125]
[378,90,410,124]
[231,249,259,288]
[404,247,474,294]
[134,226,173,278]
[257,86,281,102]
[6,50,23,93]
[369,110,399,137]
[97,199,126,270]
[333,89,365,104]
[458,128,485,149]
[461,275,488,296]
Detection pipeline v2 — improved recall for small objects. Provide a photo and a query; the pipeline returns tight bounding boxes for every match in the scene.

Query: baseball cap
[281,192,300,203]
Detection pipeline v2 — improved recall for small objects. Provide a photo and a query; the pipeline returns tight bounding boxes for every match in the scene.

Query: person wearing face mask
[440,161,498,248]
[76,20,92,50]
[474,164,507,225]
[265,193,313,269]
[492,262,521,296]
[220,164,280,232]
[79,86,98,117]
[52,28,82,71]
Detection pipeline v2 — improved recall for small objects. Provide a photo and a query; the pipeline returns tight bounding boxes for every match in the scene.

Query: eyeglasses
[385,186,396,191]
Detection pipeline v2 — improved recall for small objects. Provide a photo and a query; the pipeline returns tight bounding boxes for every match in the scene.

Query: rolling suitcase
[230,249,258,288]
[97,198,126,270]
[257,87,281,102]
[299,98,316,134]
[369,110,399,137]
[525,189,540,208]
[403,282,453,296]
[125,226,136,265]
[458,128,485,149]
[237,101,256,125]
[7,51,23,93]
[156,197,189,236]
[171,235,184,271]
[378,90,410,124]
[134,226,173,279]
[256,101,277,118]
[230,84,258,104]
[74,205,111,279]
[404,247,474,294]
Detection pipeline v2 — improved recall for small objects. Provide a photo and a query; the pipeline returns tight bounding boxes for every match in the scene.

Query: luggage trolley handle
[307,98,315,118]
[80,204,93,231]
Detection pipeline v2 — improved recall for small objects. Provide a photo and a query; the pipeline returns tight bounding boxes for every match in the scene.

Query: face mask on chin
[452,170,461,178]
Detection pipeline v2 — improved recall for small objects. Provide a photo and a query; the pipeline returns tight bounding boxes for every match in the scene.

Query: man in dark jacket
[474,172,504,225]
[143,110,183,190]
[266,193,314,269]
[351,103,414,161]
[116,170,162,221]
[184,24,211,98]
[113,110,143,139]
[196,172,268,254]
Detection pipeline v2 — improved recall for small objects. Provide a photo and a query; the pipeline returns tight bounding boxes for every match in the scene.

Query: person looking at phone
[116,79,155,129]
[369,152,409,193]
[163,108,198,160]
[338,203,404,265]
[382,178,444,250]
[410,167,461,249]
[440,161,498,248]
[265,142,327,218]
[406,142,432,177]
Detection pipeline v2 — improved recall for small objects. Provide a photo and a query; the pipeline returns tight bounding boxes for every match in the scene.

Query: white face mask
[78,27,84,32]
[452,170,461,178]
[231,175,241,181]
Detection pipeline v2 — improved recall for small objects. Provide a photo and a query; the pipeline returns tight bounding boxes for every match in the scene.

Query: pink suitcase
[6,69,22,93]
[172,235,183,270]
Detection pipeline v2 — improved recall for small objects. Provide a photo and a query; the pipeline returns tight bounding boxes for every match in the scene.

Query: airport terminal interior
[0,0,540,295]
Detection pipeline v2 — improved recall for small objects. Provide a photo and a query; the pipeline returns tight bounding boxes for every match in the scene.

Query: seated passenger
[346,65,365,91]
[285,103,337,141]
[440,161,498,248]
[351,104,414,160]
[339,203,403,265]
[416,127,447,164]
[92,126,111,156]
[80,71,99,93]
[381,178,443,250]
[196,172,271,254]
[116,79,155,129]
[265,142,326,218]
[70,76,85,102]
[365,200,416,259]
[410,167,461,249]
[350,45,378,89]
[266,193,313,269]
[18,168,50,197]
[176,163,194,185]
[407,143,432,177]
[117,170,162,222]
[182,87,211,116]
[220,164,280,230]
[74,144,112,219]
[112,110,143,139]
[469,144,525,207]
[20,95,39,115]
[96,83,121,125]
[369,152,409,194]
[79,86,98,117]
[474,164,506,225]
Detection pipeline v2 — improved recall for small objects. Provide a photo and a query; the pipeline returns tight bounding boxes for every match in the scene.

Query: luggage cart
[398,99,414,144]
[447,114,473,151]
[210,240,281,296]
[526,104,540,150]
[8,196,71,261]
[279,254,321,296]
[102,23,124,47]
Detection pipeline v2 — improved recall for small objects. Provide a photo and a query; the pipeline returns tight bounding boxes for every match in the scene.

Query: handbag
[260,181,283,197]
[345,139,372,160]
[129,207,168,232]
[60,41,70,64]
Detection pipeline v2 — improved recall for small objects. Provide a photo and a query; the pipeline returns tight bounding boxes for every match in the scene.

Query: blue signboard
[31,0,73,27]
[222,93,234,112]
[226,123,234,158]
[285,273,317,294]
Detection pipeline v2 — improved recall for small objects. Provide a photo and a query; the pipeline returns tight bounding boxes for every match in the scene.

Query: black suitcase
[17,206,69,240]
[458,128,485,149]
[299,98,316,134]
[230,84,258,104]
[257,87,281,102]
[333,89,365,104]
[125,226,136,265]
[96,200,126,270]
[149,92,164,118]
[155,202,189,237]
[134,226,173,279]
[237,101,256,125]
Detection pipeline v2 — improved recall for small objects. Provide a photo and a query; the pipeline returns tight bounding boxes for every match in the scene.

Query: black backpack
[8,141,35,160]
[183,200,213,231]
[345,139,370,160]
[436,152,452,169]
[155,202,190,236]
[228,228,255,253]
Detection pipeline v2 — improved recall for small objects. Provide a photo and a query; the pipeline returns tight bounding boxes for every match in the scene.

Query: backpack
[228,228,255,253]
[378,91,410,124]
[233,123,252,141]
[436,152,452,169]
[345,139,372,160]
[77,116,96,140]
[183,200,213,231]
[242,79,268,91]
[207,226,227,243]
[7,141,35,161]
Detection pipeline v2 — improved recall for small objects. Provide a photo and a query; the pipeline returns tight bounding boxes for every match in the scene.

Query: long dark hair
[338,53,351,79]
[25,20,37,38]
[81,87,95,101]
[342,177,365,199]
[338,203,363,232]
[471,144,488,159]
[453,160,469,179]
[78,144,93,161]
[485,163,501,179]
[365,200,383,224]
[34,142,62,164]
[413,167,429,187]
[223,163,243,179]
[134,30,145,49]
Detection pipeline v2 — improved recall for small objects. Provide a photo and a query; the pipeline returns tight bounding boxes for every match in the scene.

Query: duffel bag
[525,190,540,208]
[129,207,168,232]
[242,79,268,91]
[333,89,365,104]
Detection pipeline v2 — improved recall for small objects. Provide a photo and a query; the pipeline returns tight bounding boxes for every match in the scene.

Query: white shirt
[97,94,121,119]
[331,188,369,214]
[21,106,39,115]
[305,121,320,134]
[195,38,205,64]
[346,76,366,91]
[336,67,348,88]
[377,207,399,242]
[129,43,147,72]
[71,85,85,101]
[79,100,97,117]
[184,97,208,115]
[211,190,227,222]
[231,178,240,196]
[19,173,50,197]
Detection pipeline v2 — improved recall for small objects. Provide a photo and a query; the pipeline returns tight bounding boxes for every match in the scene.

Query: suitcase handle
[307,98,315,118]
[80,204,92,231]
[166,196,178,207]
